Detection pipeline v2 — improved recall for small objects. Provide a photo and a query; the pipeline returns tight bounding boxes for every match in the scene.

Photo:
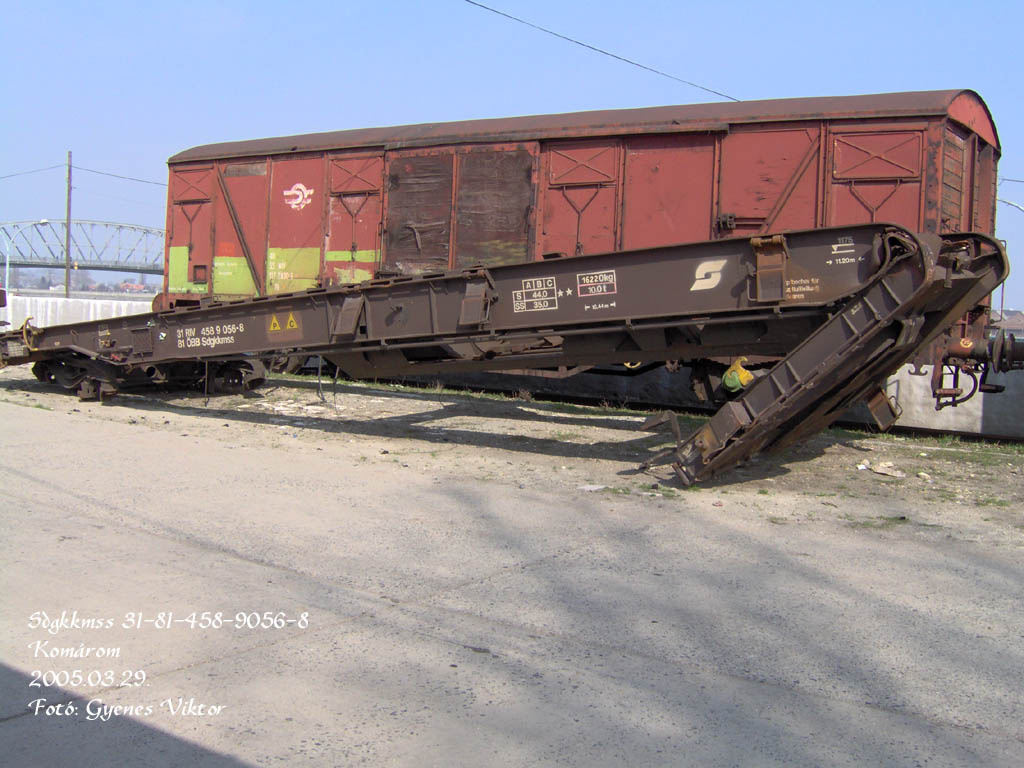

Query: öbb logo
[689,259,728,292]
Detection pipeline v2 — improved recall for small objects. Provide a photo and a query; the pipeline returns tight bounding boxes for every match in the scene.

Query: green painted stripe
[167,246,209,294]
[325,249,379,264]
[266,247,320,294]
[213,256,257,296]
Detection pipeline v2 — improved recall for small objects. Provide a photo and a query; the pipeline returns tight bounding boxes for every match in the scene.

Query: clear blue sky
[2,0,1023,307]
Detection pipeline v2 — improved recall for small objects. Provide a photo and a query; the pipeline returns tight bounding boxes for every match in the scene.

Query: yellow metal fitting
[722,356,754,392]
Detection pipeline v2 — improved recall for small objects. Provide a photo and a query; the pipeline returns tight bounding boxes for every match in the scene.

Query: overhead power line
[998,198,1024,214]
[72,184,161,207]
[999,177,1024,184]
[73,165,166,187]
[0,164,63,181]
[462,0,739,102]
[1,162,166,187]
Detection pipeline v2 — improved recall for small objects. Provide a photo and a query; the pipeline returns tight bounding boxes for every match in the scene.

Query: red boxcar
[158,90,999,310]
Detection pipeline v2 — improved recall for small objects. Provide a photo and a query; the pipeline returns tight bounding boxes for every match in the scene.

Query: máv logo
[283,183,315,211]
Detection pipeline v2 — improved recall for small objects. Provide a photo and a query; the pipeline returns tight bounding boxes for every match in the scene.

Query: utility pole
[64,151,72,298]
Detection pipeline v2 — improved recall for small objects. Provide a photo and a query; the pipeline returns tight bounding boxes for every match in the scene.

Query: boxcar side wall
[158,96,999,310]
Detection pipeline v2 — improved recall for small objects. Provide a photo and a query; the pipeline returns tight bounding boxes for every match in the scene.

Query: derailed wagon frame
[1,225,1020,484]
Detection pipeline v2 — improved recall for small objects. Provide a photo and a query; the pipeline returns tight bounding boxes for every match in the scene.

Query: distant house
[991,308,1024,333]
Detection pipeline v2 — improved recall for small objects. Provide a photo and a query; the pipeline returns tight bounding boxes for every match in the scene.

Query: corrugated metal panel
[169,90,990,164]
[942,125,967,232]
[974,143,997,233]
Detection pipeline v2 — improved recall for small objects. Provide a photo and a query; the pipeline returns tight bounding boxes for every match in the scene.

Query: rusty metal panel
[828,181,923,228]
[453,146,536,269]
[948,92,1000,150]
[167,201,212,295]
[457,279,491,326]
[213,162,268,297]
[170,166,213,202]
[919,121,942,235]
[621,134,715,249]
[169,90,985,164]
[750,235,788,302]
[326,152,384,286]
[832,131,923,179]
[330,154,384,194]
[826,126,925,230]
[541,185,617,257]
[717,127,821,236]
[331,295,365,339]
[267,157,325,293]
[547,140,619,186]
[541,140,619,257]
[973,143,997,234]
[384,150,454,273]
[326,193,382,284]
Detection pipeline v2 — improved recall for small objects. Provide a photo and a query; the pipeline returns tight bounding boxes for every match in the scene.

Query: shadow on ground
[0,375,869,487]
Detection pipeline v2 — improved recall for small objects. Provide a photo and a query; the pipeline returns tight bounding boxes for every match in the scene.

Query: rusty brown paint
[159,90,1001,320]
[168,91,999,163]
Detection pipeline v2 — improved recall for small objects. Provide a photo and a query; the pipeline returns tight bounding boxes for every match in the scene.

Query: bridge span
[1,220,164,275]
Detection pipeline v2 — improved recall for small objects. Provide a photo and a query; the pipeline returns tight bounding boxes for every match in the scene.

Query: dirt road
[1,366,1022,766]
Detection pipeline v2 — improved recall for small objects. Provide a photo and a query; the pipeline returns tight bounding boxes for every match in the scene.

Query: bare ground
[2,365,1021,546]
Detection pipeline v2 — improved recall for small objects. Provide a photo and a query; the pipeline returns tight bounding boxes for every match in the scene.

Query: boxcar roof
[169,89,997,163]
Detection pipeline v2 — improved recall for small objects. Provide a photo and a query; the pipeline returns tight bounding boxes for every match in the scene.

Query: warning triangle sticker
[286,313,299,330]
[268,315,281,332]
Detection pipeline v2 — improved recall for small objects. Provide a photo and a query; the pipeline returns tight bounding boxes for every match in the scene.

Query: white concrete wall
[2,295,152,329]
[877,365,1024,439]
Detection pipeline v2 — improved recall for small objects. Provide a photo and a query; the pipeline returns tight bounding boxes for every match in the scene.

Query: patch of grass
[829,424,1024,463]
[757,489,770,496]
[0,397,52,411]
[976,496,1011,508]
[601,486,633,496]
[550,401,643,417]
[550,430,581,441]
[767,515,788,525]
[848,515,910,529]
